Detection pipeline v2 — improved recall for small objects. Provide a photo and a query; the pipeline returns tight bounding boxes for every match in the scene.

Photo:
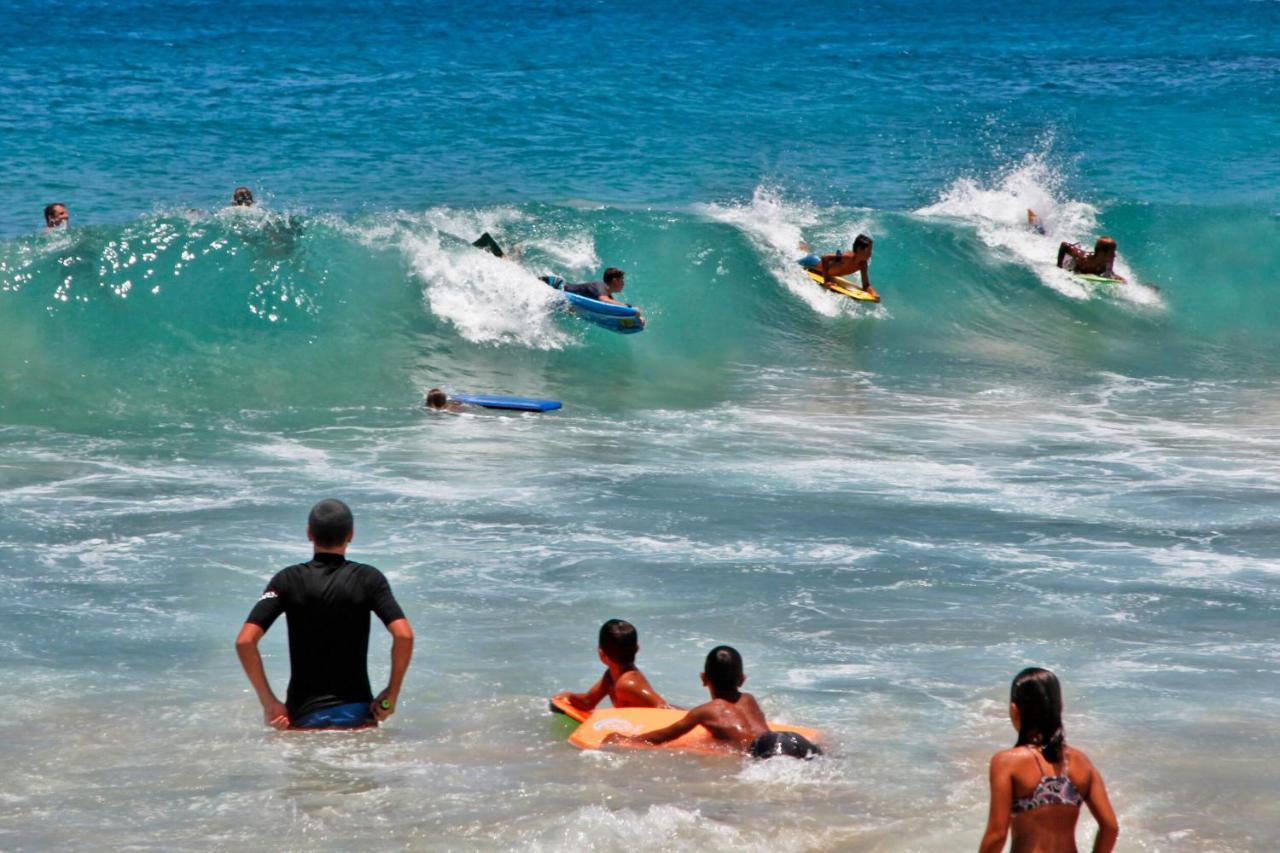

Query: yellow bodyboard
[805,269,880,303]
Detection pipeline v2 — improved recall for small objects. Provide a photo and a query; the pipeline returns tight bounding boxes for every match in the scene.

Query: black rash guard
[246,553,406,719]
[564,280,609,300]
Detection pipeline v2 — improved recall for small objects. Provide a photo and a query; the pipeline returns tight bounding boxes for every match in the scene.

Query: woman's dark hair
[853,234,873,252]
[598,619,638,665]
[425,388,448,409]
[704,645,744,693]
[1011,667,1066,763]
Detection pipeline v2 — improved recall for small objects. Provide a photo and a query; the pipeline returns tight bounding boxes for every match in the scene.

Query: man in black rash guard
[235,499,415,730]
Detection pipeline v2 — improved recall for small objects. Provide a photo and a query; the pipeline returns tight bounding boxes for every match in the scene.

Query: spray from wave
[916,152,1159,306]
[697,187,882,318]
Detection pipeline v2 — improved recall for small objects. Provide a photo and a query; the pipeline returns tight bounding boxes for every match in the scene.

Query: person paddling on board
[235,499,415,730]
[424,388,470,413]
[799,234,878,299]
[554,619,672,715]
[563,268,645,323]
[1057,236,1125,282]
[604,645,822,759]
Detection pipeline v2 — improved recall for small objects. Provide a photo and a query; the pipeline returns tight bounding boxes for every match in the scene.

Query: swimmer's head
[44,202,68,229]
[598,619,638,666]
[603,267,625,293]
[1010,667,1065,763]
[232,187,254,207]
[1094,236,1117,257]
[425,388,448,409]
[853,233,873,260]
[702,645,745,695]
[307,498,354,549]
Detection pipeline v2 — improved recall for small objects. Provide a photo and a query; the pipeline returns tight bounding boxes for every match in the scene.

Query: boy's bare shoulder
[615,669,652,688]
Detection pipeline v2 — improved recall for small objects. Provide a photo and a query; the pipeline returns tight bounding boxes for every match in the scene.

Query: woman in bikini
[979,668,1119,853]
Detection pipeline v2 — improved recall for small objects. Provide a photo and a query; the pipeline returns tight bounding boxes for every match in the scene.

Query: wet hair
[603,267,625,284]
[598,619,638,664]
[704,645,744,694]
[1011,667,1066,763]
[44,203,65,225]
[308,498,354,548]
[853,234,873,253]
[425,388,448,409]
[1094,236,1117,255]
[232,187,254,207]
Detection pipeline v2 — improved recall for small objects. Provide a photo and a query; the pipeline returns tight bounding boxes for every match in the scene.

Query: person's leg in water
[473,232,504,258]
[750,730,823,760]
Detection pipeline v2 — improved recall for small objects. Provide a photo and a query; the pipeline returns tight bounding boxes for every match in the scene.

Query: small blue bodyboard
[451,394,562,412]
[541,276,645,334]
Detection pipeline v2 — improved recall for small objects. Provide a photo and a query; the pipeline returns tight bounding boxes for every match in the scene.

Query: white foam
[697,187,878,318]
[401,229,571,349]
[916,152,1160,307]
[521,803,825,853]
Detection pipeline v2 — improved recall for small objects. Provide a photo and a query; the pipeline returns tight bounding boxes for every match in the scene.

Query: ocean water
[2,1,1279,850]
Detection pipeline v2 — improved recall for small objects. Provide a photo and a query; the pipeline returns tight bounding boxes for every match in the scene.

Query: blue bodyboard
[541,276,645,334]
[451,394,562,412]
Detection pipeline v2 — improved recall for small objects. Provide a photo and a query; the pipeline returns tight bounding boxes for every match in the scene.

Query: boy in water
[554,619,671,714]
[799,234,878,298]
[44,203,69,230]
[424,388,470,412]
[1057,236,1125,281]
[604,645,822,759]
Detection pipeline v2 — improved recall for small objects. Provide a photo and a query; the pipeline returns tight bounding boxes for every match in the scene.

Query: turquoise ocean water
[2,1,1279,849]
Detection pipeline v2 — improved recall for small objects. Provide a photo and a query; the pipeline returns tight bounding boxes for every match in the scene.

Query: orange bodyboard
[567,707,820,754]
[549,694,591,723]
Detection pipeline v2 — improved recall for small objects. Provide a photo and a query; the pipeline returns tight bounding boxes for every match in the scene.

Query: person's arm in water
[557,672,612,713]
[1077,751,1119,853]
[372,617,414,721]
[234,623,290,729]
[604,704,709,747]
[614,670,673,709]
[978,751,1015,853]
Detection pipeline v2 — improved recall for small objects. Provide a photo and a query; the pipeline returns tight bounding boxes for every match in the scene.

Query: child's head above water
[598,619,638,666]
[702,645,745,696]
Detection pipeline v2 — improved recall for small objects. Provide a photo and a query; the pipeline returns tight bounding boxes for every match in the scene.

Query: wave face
[2,176,1277,426]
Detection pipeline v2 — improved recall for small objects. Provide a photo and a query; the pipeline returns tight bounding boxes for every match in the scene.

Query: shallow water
[3,1,1280,850]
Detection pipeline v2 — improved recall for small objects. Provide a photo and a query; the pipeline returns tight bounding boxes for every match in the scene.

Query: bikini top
[1011,746,1084,815]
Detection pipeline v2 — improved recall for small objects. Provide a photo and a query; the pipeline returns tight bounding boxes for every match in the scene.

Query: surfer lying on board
[424,388,470,412]
[1057,236,1125,281]
[563,267,641,309]
[604,645,822,759]
[799,234,878,299]
[554,619,672,715]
